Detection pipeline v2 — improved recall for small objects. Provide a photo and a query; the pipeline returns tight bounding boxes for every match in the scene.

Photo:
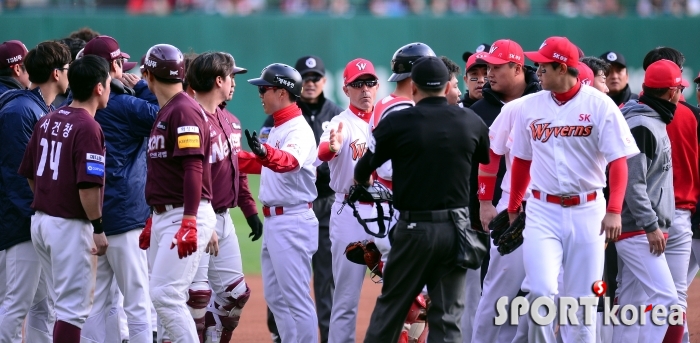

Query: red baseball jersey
[18,107,106,219]
[145,92,212,206]
[208,107,242,210]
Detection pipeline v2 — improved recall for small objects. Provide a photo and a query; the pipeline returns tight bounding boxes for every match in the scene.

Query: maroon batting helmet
[142,44,185,81]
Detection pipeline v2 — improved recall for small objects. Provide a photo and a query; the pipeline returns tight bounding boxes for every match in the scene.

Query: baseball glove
[345,240,383,279]
[494,211,526,255]
[488,209,511,242]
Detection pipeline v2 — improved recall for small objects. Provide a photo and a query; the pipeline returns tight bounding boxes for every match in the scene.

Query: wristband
[91,218,104,234]
[476,175,497,201]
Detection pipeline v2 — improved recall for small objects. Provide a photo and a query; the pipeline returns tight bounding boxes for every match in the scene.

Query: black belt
[399,208,467,223]
[214,207,229,214]
[152,204,183,215]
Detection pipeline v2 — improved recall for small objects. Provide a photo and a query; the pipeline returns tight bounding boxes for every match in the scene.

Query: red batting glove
[138,217,152,250]
[170,218,198,259]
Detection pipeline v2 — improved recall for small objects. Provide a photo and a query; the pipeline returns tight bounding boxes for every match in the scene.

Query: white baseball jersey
[259,115,318,206]
[369,94,414,182]
[510,86,639,195]
[320,109,371,194]
[488,94,536,195]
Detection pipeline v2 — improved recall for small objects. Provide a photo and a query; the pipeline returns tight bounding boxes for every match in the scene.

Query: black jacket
[468,66,541,229]
[608,84,638,107]
[460,92,479,108]
[260,93,342,226]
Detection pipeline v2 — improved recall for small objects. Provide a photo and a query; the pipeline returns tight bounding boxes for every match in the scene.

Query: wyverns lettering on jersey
[349,139,367,161]
[529,118,593,143]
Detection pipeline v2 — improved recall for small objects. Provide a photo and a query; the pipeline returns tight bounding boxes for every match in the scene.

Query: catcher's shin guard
[204,278,251,343]
[187,282,212,343]
[399,294,428,343]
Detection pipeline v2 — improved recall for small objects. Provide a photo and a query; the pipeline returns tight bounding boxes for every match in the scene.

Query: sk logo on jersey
[530,119,592,143]
[349,139,367,161]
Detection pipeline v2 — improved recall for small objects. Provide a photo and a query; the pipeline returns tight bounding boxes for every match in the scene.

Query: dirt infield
[232,275,700,342]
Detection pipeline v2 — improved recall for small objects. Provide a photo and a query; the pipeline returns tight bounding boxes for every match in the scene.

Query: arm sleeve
[606,157,627,214]
[624,126,659,232]
[74,122,106,186]
[318,141,337,161]
[236,173,258,217]
[133,80,158,104]
[182,156,203,217]
[238,151,262,174]
[126,96,159,138]
[508,157,532,213]
[258,143,300,173]
[477,150,502,201]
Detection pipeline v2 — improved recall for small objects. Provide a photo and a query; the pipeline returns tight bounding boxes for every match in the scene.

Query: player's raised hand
[646,228,666,256]
[600,212,621,242]
[245,129,267,158]
[171,217,198,259]
[329,122,344,153]
[92,233,109,256]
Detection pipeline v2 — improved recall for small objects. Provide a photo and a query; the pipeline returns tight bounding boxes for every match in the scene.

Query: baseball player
[507,36,638,343]
[613,59,682,343]
[317,57,379,343]
[141,44,216,343]
[460,50,488,108]
[18,54,112,343]
[470,38,540,343]
[580,57,610,94]
[74,35,157,343]
[638,47,699,343]
[182,52,260,343]
[242,63,319,343]
[0,41,72,343]
[0,40,30,95]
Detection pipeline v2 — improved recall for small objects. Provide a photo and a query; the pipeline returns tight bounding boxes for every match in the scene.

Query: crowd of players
[0,29,700,343]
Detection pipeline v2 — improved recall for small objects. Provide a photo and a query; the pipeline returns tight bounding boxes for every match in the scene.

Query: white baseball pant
[262,205,318,343]
[613,235,677,343]
[461,267,481,343]
[0,240,53,343]
[329,195,377,343]
[665,209,692,312]
[521,193,605,343]
[148,201,215,343]
[31,211,96,329]
[682,239,700,343]
[82,229,152,343]
[472,192,526,343]
[207,211,245,295]
[104,284,128,342]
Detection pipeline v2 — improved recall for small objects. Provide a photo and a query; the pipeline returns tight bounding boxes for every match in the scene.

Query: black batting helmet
[142,44,185,81]
[247,63,302,97]
[388,42,436,82]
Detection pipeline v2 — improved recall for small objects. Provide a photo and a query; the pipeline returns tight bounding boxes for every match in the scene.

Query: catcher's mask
[340,181,394,238]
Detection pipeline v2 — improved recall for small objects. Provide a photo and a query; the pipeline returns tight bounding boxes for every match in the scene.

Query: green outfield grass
[230,174,263,275]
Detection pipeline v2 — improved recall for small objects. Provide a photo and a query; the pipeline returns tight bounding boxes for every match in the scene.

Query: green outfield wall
[2,14,699,130]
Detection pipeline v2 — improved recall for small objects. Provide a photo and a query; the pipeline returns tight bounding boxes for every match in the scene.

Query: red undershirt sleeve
[318,141,338,162]
[508,157,532,213]
[477,150,503,201]
[259,143,300,173]
[238,151,263,174]
[182,156,203,217]
[607,157,628,214]
[236,173,258,217]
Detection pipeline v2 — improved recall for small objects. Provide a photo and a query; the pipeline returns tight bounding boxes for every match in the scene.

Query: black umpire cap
[411,56,450,90]
[600,51,627,68]
[295,55,325,76]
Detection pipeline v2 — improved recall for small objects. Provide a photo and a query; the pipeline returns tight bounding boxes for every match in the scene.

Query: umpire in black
[355,56,490,343]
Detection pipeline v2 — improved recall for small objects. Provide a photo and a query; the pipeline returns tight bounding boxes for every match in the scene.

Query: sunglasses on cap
[303,74,323,83]
[346,79,378,89]
[258,85,280,94]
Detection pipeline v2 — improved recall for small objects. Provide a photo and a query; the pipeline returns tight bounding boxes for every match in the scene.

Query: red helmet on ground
[142,44,185,81]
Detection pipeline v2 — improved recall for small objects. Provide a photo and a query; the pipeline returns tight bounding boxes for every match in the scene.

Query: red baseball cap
[477,39,524,66]
[525,36,579,68]
[84,35,137,71]
[343,58,378,84]
[643,59,682,88]
[578,61,594,86]
[466,52,488,72]
[0,40,28,69]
